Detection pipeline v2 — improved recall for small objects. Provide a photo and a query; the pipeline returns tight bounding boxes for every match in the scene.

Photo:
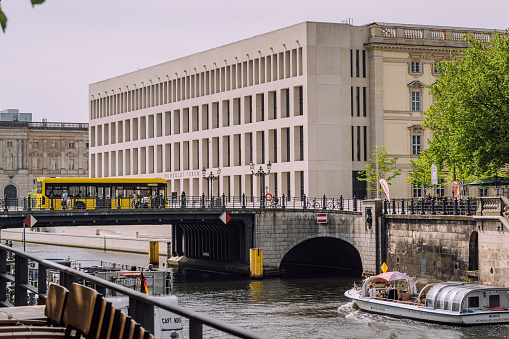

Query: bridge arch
[278,235,363,276]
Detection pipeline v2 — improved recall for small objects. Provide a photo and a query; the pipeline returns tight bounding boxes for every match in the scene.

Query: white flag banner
[379,178,390,200]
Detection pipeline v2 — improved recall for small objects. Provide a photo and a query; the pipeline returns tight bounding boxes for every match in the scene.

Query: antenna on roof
[341,18,353,25]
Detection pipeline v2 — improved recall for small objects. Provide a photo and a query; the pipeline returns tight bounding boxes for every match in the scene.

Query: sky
[1,0,508,123]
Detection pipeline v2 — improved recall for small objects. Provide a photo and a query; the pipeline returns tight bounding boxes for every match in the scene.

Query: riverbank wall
[1,225,171,255]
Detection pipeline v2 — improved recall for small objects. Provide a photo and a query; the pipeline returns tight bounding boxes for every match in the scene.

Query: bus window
[37,181,42,194]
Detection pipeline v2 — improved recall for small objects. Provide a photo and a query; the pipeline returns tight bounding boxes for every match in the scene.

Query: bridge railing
[0,243,267,339]
[383,197,477,216]
[4,194,364,212]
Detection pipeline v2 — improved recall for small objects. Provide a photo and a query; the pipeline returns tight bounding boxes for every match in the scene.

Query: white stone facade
[89,21,496,199]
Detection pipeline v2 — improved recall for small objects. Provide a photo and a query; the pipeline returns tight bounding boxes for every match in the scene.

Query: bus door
[97,186,112,209]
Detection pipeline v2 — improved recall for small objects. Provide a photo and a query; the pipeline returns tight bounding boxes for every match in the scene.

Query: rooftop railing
[368,23,494,45]
[0,243,267,339]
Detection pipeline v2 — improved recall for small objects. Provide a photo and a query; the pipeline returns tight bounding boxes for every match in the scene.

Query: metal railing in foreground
[0,244,267,339]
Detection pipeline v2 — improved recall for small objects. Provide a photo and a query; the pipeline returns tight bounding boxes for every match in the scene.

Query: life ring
[491,308,503,311]
[265,193,273,201]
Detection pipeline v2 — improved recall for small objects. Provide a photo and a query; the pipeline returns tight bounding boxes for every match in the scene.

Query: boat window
[452,303,460,312]
[468,296,480,308]
[489,295,500,308]
[444,301,449,310]
[426,298,433,308]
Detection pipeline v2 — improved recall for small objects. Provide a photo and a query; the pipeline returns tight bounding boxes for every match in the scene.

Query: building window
[410,61,421,73]
[32,141,39,148]
[5,153,13,170]
[433,62,441,75]
[479,187,489,197]
[51,159,58,170]
[412,135,421,155]
[69,159,75,170]
[411,91,421,111]
[69,141,75,148]
[50,141,57,148]
[86,142,89,148]
[6,141,13,147]
[413,184,422,198]
[32,157,39,170]
[437,180,445,197]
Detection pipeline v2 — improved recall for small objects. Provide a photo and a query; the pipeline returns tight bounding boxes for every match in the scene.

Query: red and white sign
[379,179,390,200]
[317,213,328,224]
[219,211,231,224]
[24,215,37,227]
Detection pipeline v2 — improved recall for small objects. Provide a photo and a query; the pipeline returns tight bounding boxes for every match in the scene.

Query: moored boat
[344,271,509,325]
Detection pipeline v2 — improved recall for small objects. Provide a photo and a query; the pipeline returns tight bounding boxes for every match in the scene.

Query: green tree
[405,158,432,195]
[423,30,509,177]
[357,144,401,196]
[0,0,45,32]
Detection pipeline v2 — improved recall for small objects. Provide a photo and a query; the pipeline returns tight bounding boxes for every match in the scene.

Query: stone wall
[255,208,375,274]
[385,214,477,283]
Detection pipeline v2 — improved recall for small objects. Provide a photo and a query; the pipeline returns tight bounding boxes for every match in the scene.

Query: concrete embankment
[1,225,171,256]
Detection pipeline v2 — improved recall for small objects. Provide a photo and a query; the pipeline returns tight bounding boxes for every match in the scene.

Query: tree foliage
[423,31,509,177]
[0,0,45,33]
[357,144,401,193]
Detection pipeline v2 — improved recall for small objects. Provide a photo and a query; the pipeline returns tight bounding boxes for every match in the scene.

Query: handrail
[0,194,364,213]
[0,244,267,339]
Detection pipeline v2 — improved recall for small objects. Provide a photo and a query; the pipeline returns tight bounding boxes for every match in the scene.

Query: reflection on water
[9,242,509,338]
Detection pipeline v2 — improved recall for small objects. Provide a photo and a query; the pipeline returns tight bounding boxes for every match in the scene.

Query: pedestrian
[61,190,68,210]
[131,192,137,208]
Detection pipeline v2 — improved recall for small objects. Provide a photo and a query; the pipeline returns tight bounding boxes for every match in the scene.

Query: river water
[10,242,509,338]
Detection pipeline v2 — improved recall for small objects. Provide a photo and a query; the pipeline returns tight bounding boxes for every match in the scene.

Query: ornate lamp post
[202,167,221,206]
[250,162,271,207]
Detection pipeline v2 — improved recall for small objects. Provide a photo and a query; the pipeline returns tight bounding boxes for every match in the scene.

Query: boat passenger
[369,284,377,298]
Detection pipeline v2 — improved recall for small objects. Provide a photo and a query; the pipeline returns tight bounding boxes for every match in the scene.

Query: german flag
[140,271,149,295]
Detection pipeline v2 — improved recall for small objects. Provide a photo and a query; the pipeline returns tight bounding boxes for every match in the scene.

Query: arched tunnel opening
[279,237,363,278]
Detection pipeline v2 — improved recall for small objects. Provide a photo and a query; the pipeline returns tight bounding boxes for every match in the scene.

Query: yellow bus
[35,177,167,210]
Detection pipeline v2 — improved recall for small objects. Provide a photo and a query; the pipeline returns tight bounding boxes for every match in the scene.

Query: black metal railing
[383,198,477,216]
[2,194,364,212]
[0,244,267,339]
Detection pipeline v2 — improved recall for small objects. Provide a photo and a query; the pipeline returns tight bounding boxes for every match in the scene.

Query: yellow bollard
[250,248,263,279]
[149,241,159,268]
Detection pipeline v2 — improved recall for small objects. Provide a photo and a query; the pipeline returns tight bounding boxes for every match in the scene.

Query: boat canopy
[425,282,509,313]
[361,271,417,297]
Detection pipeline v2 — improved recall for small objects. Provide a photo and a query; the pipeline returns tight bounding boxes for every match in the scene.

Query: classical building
[88,22,496,199]
[0,118,89,200]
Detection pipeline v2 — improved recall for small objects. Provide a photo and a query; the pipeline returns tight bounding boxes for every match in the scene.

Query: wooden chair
[0,283,68,327]
[0,283,103,338]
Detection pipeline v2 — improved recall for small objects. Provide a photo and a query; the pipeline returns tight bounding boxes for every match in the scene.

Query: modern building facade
[0,118,89,200]
[0,109,32,122]
[89,22,496,199]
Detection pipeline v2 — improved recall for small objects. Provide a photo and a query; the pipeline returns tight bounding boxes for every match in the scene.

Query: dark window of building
[362,50,366,77]
[352,171,367,199]
[363,87,367,116]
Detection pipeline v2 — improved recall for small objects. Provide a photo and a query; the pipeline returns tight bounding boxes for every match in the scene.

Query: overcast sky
[1,0,508,123]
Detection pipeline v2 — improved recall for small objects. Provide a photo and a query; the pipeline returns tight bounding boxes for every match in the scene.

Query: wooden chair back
[62,283,98,336]
[43,283,68,326]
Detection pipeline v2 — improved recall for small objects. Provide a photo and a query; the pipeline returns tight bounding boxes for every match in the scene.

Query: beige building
[89,22,495,199]
[0,119,89,201]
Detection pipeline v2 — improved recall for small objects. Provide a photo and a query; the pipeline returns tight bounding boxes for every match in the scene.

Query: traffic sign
[431,164,438,185]
[219,211,231,224]
[24,215,37,227]
[381,262,388,273]
[317,213,328,223]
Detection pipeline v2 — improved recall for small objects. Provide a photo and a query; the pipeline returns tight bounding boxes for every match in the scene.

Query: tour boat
[344,271,509,325]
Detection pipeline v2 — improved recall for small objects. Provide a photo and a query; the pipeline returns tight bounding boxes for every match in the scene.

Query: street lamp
[250,162,271,207]
[202,167,221,206]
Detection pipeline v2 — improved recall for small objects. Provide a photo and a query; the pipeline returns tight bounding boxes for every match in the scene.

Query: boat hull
[344,289,509,325]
